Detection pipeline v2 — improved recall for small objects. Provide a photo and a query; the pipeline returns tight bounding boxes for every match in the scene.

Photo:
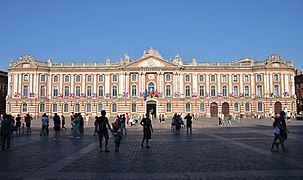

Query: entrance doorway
[222,102,229,117]
[210,102,218,117]
[275,101,282,114]
[146,101,157,118]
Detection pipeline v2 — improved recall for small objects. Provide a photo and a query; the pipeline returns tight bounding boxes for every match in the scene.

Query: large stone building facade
[0,70,8,114]
[6,48,297,118]
[295,71,303,114]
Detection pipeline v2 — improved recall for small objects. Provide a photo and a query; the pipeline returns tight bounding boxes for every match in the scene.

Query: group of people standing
[171,113,193,134]
[271,111,289,152]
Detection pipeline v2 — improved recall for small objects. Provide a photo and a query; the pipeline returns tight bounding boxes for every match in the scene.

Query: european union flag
[144,89,148,101]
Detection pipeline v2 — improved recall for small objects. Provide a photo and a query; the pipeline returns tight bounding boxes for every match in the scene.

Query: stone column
[142,72,146,90]
[71,74,74,94]
[239,73,243,94]
[105,73,110,95]
[59,74,63,94]
[7,74,12,97]
[93,74,97,94]
[18,73,22,95]
[138,72,142,94]
[119,72,124,95]
[206,73,210,93]
[125,72,130,93]
[269,73,273,94]
[29,73,33,94]
[157,72,160,91]
[264,73,268,97]
[193,73,198,93]
[82,74,85,94]
[281,73,285,97]
[173,72,177,94]
[251,74,255,97]
[284,73,289,93]
[13,73,18,94]
[48,74,52,98]
[228,74,232,94]
[291,74,295,96]
[217,73,221,93]
[180,73,184,97]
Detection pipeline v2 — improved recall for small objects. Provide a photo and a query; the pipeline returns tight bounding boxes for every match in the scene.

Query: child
[21,123,25,133]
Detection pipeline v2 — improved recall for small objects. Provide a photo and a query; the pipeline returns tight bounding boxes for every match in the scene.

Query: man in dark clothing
[185,113,193,134]
[53,113,61,141]
[1,114,13,151]
[96,110,112,152]
[79,113,84,133]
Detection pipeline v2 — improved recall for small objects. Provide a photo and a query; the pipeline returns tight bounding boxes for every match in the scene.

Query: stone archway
[146,100,157,118]
[210,102,218,117]
[222,102,229,117]
[275,101,282,114]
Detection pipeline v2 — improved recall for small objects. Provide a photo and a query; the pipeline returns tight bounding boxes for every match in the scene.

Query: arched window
[222,86,227,96]
[23,85,28,97]
[112,85,118,96]
[211,86,216,96]
[257,85,262,96]
[64,75,70,82]
[112,74,118,82]
[98,75,103,82]
[290,85,293,96]
[53,86,58,97]
[87,75,92,82]
[233,86,238,97]
[132,103,136,112]
[166,103,172,112]
[200,103,205,112]
[245,103,250,112]
[64,86,69,97]
[233,75,238,82]
[185,74,190,82]
[199,86,205,96]
[87,86,92,97]
[185,85,191,97]
[186,102,191,112]
[40,85,46,97]
[112,103,117,112]
[75,86,81,97]
[75,103,80,112]
[22,103,27,112]
[98,86,104,96]
[210,75,216,82]
[148,82,155,92]
[274,85,279,96]
[244,75,249,82]
[257,74,262,82]
[76,75,81,82]
[222,75,227,82]
[166,85,171,96]
[53,103,58,112]
[132,85,137,96]
[274,74,279,81]
[199,75,204,82]
[257,102,263,111]
[244,86,250,96]
[39,103,45,112]
[234,103,239,112]
[131,73,137,81]
[54,75,58,82]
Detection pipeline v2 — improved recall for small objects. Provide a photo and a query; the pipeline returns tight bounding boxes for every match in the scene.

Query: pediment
[125,57,179,68]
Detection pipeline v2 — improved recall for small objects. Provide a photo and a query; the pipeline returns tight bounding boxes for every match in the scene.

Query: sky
[0,0,302,71]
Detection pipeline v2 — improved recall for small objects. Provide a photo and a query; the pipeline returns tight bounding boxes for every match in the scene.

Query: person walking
[61,115,66,132]
[140,113,153,148]
[1,114,13,151]
[121,114,127,135]
[24,114,33,134]
[185,113,193,134]
[53,113,61,141]
[227,115,232,126]
[15,114,21,134]
[96,110,112,152]
[40,113,48,136]
[271,113,286,152]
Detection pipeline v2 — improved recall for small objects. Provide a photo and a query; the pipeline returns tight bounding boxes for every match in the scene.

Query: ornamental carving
[138,58,165,68]
[140,47,163,59]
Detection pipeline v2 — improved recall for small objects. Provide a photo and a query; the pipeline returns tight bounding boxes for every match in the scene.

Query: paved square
[1,118,303,179]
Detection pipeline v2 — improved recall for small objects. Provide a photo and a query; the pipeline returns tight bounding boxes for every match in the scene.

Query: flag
[81,93,86,99]
[217,93,222,98]
[92,93,97,99]
[192,93,197,98]
[174,92,180,97]
[229,93,234,98]
[270,93,274,97]
[106,93,111,98]
[144,89,148,101]
[69,93,74,99]
[240,93,245,98]
[206,92,210,98]
[58,93,63,99]
[283,92,290,97]
[155,89,159,97]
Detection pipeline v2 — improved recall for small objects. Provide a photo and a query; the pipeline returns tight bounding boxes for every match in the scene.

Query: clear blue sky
[0,0,302,71]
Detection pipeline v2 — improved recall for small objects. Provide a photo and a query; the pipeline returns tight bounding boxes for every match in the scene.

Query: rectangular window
[64,75,70,82]
[86,104,91,112]
[24,74,29,81]
[200,103,205,112]
[131,73,137,82]
[53,104,58,112]
[64,104,69,112]
[41,75,46,82]
[40,104,45,112]
[245,103,250,112]
[54,75,59,82]
[166,74,171,82]
[186,103,191,112]
[257,102,263,112]
[98,75,103,82]
[22,104,27,112]
[166,103,172,112]
[112,103,117,112]
[98,103,103,112]
[132,103,136,112]
[234,103,239,112]
[53,87,58,97]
